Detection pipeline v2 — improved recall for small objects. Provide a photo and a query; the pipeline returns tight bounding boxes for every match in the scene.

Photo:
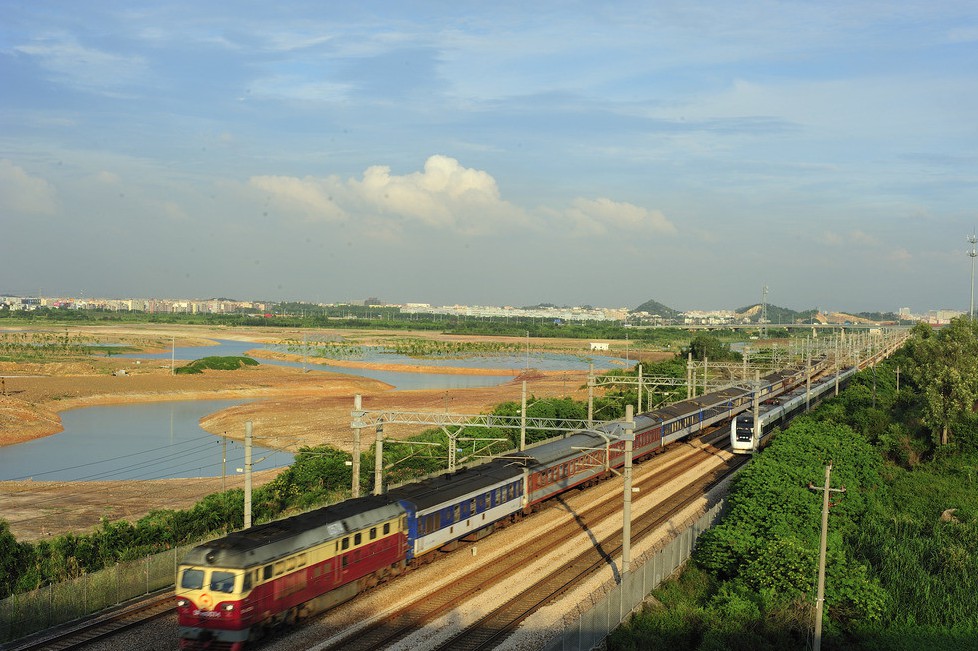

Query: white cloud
[849,230,879,247]
[0,160,58,215]
[250,155,527,235]
[249,174,349,222]
[14,34,147,93]
[822,229,880,247]
[561,197,677,237]
[95,171,120,184]
[248,156,680,242]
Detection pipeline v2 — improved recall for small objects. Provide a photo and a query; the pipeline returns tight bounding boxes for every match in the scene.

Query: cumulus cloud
[0,160,58,215]
[560,197,677,237]
[249,174,349,222]
[248,155,678,241]
[250,155,525,234]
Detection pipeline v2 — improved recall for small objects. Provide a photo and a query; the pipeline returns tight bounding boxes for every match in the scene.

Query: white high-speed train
[730,366,858,454]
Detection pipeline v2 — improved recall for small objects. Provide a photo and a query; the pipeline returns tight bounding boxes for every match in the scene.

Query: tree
[906,318,978,445]
[684,334,741,362]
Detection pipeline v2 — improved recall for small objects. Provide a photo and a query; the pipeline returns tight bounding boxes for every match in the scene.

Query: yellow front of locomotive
[176,563,254,651]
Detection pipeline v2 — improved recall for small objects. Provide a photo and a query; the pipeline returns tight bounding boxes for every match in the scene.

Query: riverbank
[0,324,668,541]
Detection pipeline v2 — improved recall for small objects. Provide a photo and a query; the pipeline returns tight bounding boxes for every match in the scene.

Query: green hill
[632,299,681,319]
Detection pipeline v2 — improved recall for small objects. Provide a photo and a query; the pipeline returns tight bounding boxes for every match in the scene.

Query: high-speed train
[730,365,857,453]
[176,364,819,649]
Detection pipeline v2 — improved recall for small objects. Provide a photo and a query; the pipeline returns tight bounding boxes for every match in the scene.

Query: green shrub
[174,356,259,374]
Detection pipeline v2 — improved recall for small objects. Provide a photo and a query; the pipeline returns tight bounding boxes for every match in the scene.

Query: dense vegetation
[610,318,978,650]
[173,356,259,374]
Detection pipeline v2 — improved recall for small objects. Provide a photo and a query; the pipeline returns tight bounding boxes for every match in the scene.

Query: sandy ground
[0,324,668,541]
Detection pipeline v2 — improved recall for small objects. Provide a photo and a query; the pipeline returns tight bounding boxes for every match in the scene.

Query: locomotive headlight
[223,603,235,611]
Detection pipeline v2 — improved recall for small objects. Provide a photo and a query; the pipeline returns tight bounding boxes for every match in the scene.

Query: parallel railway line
[5,591,173,651]
[313,428,739,651]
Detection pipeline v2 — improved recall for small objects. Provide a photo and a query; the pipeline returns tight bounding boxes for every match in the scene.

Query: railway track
[432,449,746,651]
[315,430,741,651]
[7,432,737,651]
[5,590,174,651]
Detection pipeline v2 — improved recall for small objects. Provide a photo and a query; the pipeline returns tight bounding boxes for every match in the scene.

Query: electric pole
[808,463,846,651]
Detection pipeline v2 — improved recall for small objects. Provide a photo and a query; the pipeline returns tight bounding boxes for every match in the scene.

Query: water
[116,339,626,390]
[5,340,626,480]
[0,400,293,481]
[118,339,622,369]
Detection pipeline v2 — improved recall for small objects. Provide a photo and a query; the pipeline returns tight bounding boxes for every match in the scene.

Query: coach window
[384,522,391,535]
[454,505,461,522]
[263,565,273,581]
[342,537,350,551]
[354,532,362,546]
[470,498,476,514]
[370,527,377,540]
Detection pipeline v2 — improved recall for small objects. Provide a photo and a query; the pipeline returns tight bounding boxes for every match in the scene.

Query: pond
[3,340,629,481]
[117,339,628,390]
[0,400,293,481]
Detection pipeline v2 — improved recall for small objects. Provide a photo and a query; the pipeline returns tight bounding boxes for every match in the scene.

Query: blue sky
[2,1,977,313]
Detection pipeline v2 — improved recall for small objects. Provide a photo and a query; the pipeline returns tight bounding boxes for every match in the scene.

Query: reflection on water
[0,400,293,481]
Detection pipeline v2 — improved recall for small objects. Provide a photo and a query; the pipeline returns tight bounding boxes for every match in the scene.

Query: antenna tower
[969,232,977,320]
[761,285,769,338]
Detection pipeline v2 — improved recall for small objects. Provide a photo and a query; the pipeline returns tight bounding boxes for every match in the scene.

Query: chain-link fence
[0,543,194,643]
[541,500,725,651]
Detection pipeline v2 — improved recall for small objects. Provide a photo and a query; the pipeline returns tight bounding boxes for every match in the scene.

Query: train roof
[387,459,524,510]
[513,431,611,467]
[181,495,403,569]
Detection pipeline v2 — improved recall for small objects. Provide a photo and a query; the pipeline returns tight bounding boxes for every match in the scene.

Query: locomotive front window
[210,571,236,593]
[180,569,204,590]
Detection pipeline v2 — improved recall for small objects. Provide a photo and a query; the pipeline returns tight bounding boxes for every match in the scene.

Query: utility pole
[374,420,384,496]
[520,381,527,451]
[808,463,846,651]
[622,405,635,574]
[221,434,227,493]
[352,394,362,498]
[244,421,253,529]
[752,370,761,452]
[587,364,594,428]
